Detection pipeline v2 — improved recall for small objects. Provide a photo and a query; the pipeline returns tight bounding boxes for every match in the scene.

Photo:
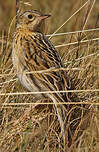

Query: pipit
[12,10,71,138]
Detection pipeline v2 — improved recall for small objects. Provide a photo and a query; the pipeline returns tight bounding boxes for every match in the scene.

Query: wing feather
[22,32,71,102]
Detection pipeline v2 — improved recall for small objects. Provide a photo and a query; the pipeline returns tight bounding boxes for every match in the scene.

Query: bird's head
[17,10,51,32]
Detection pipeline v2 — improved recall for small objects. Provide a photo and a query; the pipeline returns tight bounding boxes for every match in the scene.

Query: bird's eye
[28,14,33,19]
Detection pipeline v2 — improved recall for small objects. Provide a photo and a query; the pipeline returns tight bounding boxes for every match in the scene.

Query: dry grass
[0,0,99,152]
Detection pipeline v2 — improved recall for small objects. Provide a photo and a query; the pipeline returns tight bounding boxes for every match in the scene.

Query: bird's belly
[12,48,47,97]
[18,73,48,99]
[19,71,40,91]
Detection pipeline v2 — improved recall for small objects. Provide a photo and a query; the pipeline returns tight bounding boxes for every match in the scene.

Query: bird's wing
[22,32,71,102]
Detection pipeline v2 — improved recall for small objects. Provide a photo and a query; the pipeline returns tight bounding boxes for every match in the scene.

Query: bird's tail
[48,94,69,147]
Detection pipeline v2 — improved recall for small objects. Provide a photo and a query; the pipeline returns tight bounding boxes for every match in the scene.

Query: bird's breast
[12,33,47,94]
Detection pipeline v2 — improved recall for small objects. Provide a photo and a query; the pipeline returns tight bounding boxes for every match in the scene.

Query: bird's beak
[39,14,51,20]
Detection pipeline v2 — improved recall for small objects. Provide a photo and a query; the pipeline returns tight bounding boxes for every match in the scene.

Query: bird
[12,10,71,140]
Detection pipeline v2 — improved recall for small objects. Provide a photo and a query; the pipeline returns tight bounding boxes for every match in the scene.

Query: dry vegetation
[0,0,99,152]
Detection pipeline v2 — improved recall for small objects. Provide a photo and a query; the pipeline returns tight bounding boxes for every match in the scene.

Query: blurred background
[0,0,99,36]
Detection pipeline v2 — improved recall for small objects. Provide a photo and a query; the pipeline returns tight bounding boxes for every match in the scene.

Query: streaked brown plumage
[12,10,71,138]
